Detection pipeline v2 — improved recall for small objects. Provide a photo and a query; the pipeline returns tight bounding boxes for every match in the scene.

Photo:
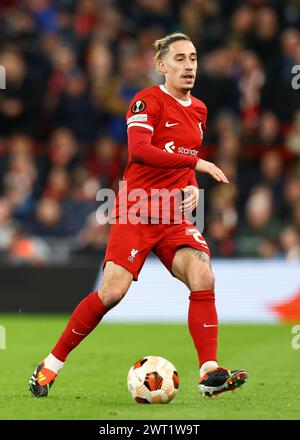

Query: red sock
[188,290,218,367]
[52,291,108,362]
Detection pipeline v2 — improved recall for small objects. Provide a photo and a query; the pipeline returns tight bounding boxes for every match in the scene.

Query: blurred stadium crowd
[1,0,300,264]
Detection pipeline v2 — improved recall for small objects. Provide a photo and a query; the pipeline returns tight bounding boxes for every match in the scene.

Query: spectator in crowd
[237,186,281,258]
[131,0,175,34]
[25,0,59,33]
[239,51,265,135]
[136,25,165,82]
[0,197,19,253]
[283,172,300,219]
[105,51,151,143]
[30,196,64,236]
[249,6,279,71]
[1,135,38,221]
[87,41,113,104]
[258,151,285,215]
[0,49,42,136]
[47,127,80,170]
[286,110,300,155]
[178,1,203,49]
[253,111,283,150]
[54,70,99,141]
[206,184,238,257]
[75,210,110,254]
[193,47,240,121]
[43,167,70,200]
[87,135,122,190]
[74,0,100,40]
[279,225,300,261]
[230,5,255,47]
[293,202,300,235]
[206,214,236,257]
[45,44,79,113]
[262,28,300,122]
[60,169,99,236]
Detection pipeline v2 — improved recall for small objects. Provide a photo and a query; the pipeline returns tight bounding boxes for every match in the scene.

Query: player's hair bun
[153,33,191,65]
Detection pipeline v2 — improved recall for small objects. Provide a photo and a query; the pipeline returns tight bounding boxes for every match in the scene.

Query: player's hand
[180,185,199,213]
[195,159,229,183]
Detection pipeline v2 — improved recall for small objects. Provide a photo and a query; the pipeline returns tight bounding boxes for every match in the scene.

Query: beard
[180,77,195,91]
[180,83,194,91]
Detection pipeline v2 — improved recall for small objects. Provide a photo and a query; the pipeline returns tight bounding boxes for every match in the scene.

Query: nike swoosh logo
[165,121,180,127]
[72,328,87,336]
[203,324,218,328]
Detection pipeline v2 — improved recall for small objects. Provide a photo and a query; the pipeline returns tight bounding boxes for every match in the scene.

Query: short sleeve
[126,92,161,133]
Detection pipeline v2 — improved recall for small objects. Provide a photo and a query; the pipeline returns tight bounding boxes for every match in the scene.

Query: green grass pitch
[0,314,299,420]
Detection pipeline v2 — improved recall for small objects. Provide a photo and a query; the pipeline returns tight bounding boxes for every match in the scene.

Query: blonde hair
[153,33,192,64]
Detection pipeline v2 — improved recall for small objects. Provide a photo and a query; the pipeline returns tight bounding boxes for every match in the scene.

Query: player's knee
[188,262,215,291]
[206,268,215,290]
[195,271,214,291]
[99,262,133,308]
[98,282,127,309]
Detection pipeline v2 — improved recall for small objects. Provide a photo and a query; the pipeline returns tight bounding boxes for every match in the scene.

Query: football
[127,355,179,404]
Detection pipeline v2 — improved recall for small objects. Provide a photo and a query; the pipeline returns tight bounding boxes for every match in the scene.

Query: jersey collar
[159,84,192,107]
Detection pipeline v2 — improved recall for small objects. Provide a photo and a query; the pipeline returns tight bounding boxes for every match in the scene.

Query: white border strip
[127,122,154,132]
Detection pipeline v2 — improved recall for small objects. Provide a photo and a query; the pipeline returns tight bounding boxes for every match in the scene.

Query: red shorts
[103,221,210,281]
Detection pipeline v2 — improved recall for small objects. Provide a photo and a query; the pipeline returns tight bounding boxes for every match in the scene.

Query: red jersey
[114,84,207,222]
